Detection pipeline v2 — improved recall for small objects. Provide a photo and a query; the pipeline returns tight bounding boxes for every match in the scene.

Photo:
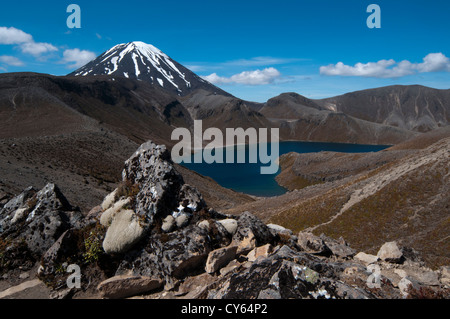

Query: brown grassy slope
[275,153,324,191]
[268,136,450,268]
[314,159,449,268]
[0,130,139,212]
[275,150,409,191]
[387,126,450,150]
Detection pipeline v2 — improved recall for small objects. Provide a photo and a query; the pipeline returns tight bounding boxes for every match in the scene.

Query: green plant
[82,229,104,264]
[55,263,66,274]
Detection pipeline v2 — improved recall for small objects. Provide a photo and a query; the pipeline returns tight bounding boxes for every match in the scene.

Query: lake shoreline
[180,141,390,198]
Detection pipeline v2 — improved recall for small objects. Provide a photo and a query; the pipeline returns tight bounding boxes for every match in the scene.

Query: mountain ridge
[316,85,450,132]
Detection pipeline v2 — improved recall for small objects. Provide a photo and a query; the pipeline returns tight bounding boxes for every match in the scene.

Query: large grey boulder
[99,141,207,254]
[121,141,205,225]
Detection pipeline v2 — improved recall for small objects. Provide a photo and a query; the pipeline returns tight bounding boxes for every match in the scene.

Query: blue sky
[0,0,449,102]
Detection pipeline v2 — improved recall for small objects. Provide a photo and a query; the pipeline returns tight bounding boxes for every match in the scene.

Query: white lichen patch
[100,197,131,226]
[101,188,118,211]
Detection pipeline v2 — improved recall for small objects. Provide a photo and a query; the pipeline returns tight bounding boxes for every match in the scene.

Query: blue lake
[180,141,390,197]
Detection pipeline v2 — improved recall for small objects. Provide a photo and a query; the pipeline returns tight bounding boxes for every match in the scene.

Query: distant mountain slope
[260,92,417,145]
[69,41,229,97]
[259,92,325,119]
[179,89,273,132]
[0,72,191,145]
[316,85,450,132]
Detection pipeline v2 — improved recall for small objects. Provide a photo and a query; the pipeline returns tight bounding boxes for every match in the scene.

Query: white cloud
[0,55,24,66]
[0,26,97,71]
[20,42,58,56]
[62,48,96,69]
[320,53,450,78]
[0,26,58,57]
[203,67,281,85]
[416,53,450,73]
[0,26,33,44]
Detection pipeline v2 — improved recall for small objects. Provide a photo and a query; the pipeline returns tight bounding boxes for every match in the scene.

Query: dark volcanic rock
[202,245,371,299]
[114,220,233,290]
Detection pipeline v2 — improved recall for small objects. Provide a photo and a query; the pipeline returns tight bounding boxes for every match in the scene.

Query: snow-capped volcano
[69,41,226,96]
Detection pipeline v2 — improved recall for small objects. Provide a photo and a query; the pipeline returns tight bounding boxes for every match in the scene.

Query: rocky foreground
[1,141,449,299]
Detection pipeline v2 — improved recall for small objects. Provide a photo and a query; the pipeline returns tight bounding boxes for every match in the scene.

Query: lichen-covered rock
[98,141,208,254]
[115,223,215,288]
[0,183,83,256]
[120,141,205,225]
[217,219,238,236]
[267,224,293,237]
